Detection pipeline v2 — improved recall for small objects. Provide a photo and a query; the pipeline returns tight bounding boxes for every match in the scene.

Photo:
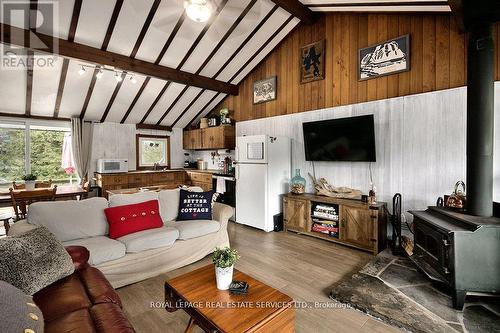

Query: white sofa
[8,187,234,288]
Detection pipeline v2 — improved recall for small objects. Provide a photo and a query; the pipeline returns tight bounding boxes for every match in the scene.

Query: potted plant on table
[212,247,240,290]
[22,174,37,190]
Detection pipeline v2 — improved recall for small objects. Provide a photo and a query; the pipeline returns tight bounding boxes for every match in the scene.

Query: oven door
[212,177,236,208]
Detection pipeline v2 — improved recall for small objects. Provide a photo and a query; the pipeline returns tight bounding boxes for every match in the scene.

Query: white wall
[237,84,500,214]
[189,149,235,170]
[90,123,185,178]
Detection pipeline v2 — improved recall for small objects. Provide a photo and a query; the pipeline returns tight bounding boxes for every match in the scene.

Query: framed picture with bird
[300,40,325,84]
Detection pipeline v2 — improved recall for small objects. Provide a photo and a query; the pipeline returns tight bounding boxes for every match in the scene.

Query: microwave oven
[96,159,128,173]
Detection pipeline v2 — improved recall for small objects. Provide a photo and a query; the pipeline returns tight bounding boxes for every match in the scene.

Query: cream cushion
[27,197,109,242]
[108,191,159,207]
[117,227,179,253]
[158,187,203,222]
[63,236,126,265]
[167,220,221,240]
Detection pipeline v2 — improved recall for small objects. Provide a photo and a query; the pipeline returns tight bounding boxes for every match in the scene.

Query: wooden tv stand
[283,193,387,255]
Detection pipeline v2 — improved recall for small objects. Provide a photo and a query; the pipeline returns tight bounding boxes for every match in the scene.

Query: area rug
[329,251,500,333]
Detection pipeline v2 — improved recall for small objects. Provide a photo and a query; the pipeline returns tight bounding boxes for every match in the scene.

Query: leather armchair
[33,246,135,333]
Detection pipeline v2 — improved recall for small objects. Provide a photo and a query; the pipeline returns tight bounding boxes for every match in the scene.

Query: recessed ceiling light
[184,0,212,23]
[96,69,104,79]
[115,72,123,82]
[78,66,86,75]
[130,75,137,84]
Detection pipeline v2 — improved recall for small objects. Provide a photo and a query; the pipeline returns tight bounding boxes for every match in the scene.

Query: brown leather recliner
[33,246,136,333]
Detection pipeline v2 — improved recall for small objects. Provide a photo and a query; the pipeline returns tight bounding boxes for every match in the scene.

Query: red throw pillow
[104,200,163,239]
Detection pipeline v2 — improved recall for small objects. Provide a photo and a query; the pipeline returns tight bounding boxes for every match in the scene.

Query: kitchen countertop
[95,168,229,175]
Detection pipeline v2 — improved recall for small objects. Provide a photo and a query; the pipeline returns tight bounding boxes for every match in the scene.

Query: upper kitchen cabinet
[183,126,235,150]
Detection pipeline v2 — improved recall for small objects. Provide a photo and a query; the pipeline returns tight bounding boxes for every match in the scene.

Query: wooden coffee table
[165,265,295,333]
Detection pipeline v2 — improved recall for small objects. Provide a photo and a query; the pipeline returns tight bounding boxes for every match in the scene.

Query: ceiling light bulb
[96,69,104,79]
[115,73,123,82]
[130,75,137,84]
[78,66,86,75]
[184,0,212,23]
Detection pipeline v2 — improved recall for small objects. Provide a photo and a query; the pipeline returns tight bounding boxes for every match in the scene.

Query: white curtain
[71,118,94,184]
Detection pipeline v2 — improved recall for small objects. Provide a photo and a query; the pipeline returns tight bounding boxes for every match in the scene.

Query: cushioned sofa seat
[63,237,126,265]
[117,226,179,253]
[167,220,221,240]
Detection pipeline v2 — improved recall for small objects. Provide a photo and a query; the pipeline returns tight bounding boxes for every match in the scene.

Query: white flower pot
[25,181,36,191]
[215,265,233,290]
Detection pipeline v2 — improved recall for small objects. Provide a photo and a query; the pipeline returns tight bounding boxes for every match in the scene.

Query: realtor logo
[0,0,58,70]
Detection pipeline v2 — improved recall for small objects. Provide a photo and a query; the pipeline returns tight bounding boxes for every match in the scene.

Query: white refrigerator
[235,135,291,232]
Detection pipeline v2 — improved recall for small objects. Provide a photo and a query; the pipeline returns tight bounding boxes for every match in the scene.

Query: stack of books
[311,204,339,238]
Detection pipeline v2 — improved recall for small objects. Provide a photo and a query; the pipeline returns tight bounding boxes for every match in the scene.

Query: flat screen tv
[303,115,376,162]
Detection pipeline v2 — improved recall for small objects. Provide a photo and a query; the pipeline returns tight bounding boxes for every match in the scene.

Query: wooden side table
[0,211,13,236]
[165,265,295,333]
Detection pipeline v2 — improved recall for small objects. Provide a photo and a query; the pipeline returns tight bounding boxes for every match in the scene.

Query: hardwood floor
[116,222,402,333]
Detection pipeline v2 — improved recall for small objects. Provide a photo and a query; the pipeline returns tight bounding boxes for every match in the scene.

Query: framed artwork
[300,40,325,84]
[358,34,410,81]
[136,134,170,170]
[253,76,277,104]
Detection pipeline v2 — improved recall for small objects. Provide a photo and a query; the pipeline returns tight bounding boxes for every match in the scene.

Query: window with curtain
[0,121,77,190]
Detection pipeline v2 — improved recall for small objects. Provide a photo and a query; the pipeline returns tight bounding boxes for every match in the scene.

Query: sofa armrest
[213,202,234,229]
[65,246,90,271]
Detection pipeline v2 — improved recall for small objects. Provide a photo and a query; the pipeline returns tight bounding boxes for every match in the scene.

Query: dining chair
[9,186,57,221]
[12,179,53,190]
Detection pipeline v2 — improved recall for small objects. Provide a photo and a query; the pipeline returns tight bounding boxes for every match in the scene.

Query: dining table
[0,185,88,208]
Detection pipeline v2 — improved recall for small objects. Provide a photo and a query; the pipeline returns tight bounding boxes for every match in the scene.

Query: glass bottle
[290,169,306,194]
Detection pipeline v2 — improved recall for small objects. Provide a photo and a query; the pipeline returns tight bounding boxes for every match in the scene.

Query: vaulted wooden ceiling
[0,0,302,128]
[0,0,452,128]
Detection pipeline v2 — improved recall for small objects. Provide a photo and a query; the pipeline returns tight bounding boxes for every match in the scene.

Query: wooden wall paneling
[366,15,378,101]
[397,15,411,96]
[305,24,313,111]
[348,15,359,104]
[324,15,334,107]
[410,16,423,94]
[292,30,299,113]
[376,14,388,100]
[332,14,342,106]
[435,15,450,90]
[449,17,465,87]
[422,15,436,92]
[298,25,306,113]
[387,15,399,98]
[280,39,288,115]
[340,14,350,105]
[357,15,368,103]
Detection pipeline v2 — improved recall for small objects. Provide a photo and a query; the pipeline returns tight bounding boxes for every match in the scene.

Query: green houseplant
[22,174,37,190]
[212,247,240,290]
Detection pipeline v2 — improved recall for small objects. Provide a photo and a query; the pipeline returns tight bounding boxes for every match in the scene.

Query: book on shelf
[312,218,338,225]
[312,211,338,220]
[312,223,339,237]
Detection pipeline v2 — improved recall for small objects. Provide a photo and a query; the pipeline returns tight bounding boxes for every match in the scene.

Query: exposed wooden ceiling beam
[100,71,127,122]
[120,76,150,123]
[0,24,239,95]
[53,58,69,118]
[130,0,161,58]
[272,0,318,24]
[136,123,172,132]
[156,86,189,125]
[186,92,221,128]
[155,12,187,65]
[171,89,205,127]
[68,0,82,42]
[79,67,100,119]
[448,0,465,32]
[140,81,171,123]
[101,0,123,50]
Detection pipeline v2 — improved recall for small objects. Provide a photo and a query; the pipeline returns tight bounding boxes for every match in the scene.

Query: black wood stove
[410,207,500,309]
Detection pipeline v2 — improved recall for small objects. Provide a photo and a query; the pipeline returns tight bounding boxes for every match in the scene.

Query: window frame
[135,134,171,170]
[0,117,73,186]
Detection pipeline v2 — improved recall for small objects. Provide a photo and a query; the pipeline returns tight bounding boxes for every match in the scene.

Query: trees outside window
[0,122,76,190]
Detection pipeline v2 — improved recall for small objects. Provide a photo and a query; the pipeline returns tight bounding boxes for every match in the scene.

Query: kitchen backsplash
[189,150,235,170]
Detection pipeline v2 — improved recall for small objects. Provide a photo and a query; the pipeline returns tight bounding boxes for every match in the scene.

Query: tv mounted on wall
[303,115,376,162]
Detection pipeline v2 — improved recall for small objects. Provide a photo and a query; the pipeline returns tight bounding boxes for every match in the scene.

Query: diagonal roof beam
[101,0,123,50]
[53,0,81,117]
[100,71,127,122]
[0,23,239,95]
[171,0,258,127]
[79,67,100,119]
[120,76,150,123]
[153,0,229,125]
[186,92,222,128]
[140,81,171,123]
[271,0,318,24]
[130,0,161,58]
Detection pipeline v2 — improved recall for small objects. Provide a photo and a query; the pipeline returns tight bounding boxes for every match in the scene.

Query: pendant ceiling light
[184,0,212,23]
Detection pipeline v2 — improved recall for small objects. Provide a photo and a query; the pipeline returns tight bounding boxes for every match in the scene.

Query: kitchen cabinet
[186,171,212,191]
[183,126,235,150]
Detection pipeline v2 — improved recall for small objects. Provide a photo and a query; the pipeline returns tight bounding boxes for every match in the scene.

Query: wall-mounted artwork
[253,76,277,104]
[358,34,410,81]
[300,40,325,84]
